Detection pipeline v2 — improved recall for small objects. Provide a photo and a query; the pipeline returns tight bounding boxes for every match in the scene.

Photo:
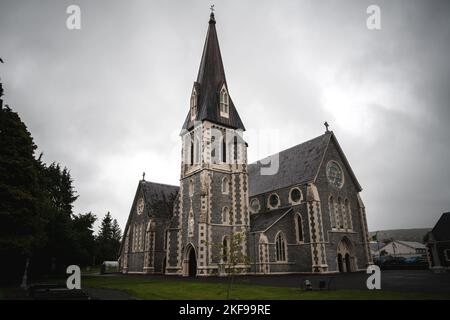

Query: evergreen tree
[32,161,80,275]
[112,219,122,243]
[71,212,97,267]
[96,212,122,263]
[98,212,113,240]
[0,75,97,283]
[0,98,47,283]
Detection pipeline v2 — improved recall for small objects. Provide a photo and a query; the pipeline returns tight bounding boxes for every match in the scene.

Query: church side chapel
[118,11,372,276]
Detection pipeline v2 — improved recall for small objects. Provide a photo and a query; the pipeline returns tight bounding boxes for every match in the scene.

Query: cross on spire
[209,4,216,22]
[324,121,330,133]
[142,172,146,181]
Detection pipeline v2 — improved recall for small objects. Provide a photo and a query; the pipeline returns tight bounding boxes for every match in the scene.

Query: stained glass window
[327,161,344,188]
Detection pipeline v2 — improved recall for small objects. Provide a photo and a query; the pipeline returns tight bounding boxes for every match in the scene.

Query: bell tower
[173,12,249,276]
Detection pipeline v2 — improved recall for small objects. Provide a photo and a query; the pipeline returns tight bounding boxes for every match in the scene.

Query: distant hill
[369,228,431,243]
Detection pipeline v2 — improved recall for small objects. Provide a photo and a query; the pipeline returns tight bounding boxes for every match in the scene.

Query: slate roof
[369,242,383,253]
[250,208,292,232]
[248,132,362,196]
[141,181,179,219]
[396,241,426,249]
[248,133,331,196]
[182,13,245,131]
[431,212,450,241]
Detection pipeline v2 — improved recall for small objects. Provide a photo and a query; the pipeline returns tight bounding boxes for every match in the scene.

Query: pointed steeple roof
[182,13,245,131]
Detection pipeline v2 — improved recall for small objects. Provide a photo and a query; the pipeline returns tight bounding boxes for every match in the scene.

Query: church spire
[196,10,226,93]
[182,11,245,132]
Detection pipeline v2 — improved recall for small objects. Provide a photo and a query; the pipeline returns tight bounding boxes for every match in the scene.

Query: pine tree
[0,74,96,282]
[96,212,121,263]
[71,212,97,267]
[112,219,122,243]
[98,212,113,240]
[33,160,81,275]
[0,94,47,283]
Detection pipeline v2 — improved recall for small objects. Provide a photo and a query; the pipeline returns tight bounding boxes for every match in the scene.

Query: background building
[425,212,450,272]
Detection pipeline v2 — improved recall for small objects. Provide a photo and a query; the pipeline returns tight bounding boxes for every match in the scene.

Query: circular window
[137,198,145,215]
[326,161,344,188]
[250,198,260,213]
[290,188,302,203]
[269,194,280,208]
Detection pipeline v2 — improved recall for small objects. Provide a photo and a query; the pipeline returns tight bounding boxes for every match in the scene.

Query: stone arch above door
[336,237,356,272]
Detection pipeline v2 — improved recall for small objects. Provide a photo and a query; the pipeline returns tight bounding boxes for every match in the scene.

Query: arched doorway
[184,244,197,277]
[337,254,344,273]
[336,237,356,273]
[162,257,166,274]
[345,253,351,273]
[188,248,197,276]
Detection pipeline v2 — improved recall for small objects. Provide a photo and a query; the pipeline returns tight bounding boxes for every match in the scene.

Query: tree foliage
[205,232,250,299]
[96,212,122,263]
[0,78,123,284]
[0,104,47,282]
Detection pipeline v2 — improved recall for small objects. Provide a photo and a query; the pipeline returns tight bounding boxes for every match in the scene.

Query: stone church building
[118,13,372,276]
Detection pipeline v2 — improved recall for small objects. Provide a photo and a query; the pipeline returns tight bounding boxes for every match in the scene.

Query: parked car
[404,256,427,265]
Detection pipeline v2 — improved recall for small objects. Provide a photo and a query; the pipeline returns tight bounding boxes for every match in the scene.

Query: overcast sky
[1,0,449,232]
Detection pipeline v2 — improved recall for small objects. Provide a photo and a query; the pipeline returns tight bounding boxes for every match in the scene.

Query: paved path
[83,287,136,300]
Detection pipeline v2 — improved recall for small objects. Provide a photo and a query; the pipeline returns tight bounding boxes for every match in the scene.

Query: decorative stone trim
[306,183,328,273]
[357,193,373,265]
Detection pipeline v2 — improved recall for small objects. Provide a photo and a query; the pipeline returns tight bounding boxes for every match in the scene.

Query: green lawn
[82,276,450,300]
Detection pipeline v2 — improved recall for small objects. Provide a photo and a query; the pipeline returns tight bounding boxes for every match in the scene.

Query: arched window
[345,199,353,230]
[190,139,194,165]
[275,232,287,262]
[190,88,197,120]
[222,177,229,194]
[211,136,216,163]
[188,211,194,237]
[329,196,336,229]
[233,136,238,161]
[296,214,304,243]
[210,128,223,165]
[194,135,201,165]
[220,85,229,117]
[222,237,228,262]
[133,224,138,252]
[222,137,227,163]
[337,197,344,229]
[222,207,230,224]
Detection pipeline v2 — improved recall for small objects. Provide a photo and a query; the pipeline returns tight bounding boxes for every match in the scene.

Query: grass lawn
[82,276,450,300]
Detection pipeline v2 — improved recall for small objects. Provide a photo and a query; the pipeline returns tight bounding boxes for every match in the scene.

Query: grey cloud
[0,0,449,231]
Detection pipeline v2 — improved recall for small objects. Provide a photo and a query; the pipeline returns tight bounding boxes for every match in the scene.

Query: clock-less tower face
[137,198,145,215]
[326,161,344,188]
